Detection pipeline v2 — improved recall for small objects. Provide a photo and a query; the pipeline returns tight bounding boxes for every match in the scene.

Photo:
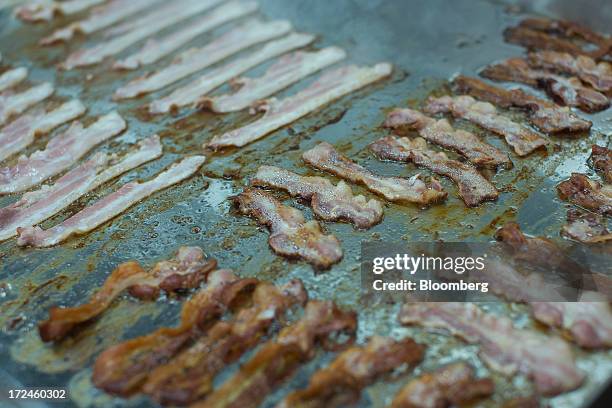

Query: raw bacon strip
[206,62,392,149]
[277,336,424,408]
[557,173,612,215]
[0,82,54,126]
[0,99,86,162]
[399,302,584,396]
[0,111,126,194]
[201,47,347,113]
[251,165,383,229]
[561,209,611,244]
[38,247,216,342]
[453,75,591,134]
[191,300,357,408]
[592,145,612,183]
[0,67,27,93]
[114,1,259,70]
[92,269,259,396]
[302,142,447,205]
[481,58,610,113]
[143,280,308,406]
[425,95,548,156]
[149,32,316,114]
[384,108,510,168]
[235,188,343,269]
[390,362,494,408]
[16,0,106,22]
[61,0,223,69]
[369,136,498,207]
[0,135,161,242]
[17,155,205,247]
[113,19,292,99]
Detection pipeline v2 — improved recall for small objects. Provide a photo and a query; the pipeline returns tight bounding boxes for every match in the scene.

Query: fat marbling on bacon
[0,82,54,126]
[557,173,612,215]
[0,67,27,93]
[16,0,105,22]
[592,144,612,183]
[561,209,611,244]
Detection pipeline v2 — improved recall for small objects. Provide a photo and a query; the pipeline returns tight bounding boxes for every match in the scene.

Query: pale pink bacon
[15,0,105,22]
[399,302,584,396]
[113,19,292,99]
[114,1,258,70]
[0,135,161,242]
[235,188,343,269]
[302,142,447,205]
[561,209,611,244]
[425,95,548,156]
[251,165,383,229]
[149,32,316,114]
[0,67,27,93]
[0,82,54,126]
[206,62,393,149]
[0,111,126,194]
[61,0,223,69]
[17,155,205,247]
[201,47,347,113]
[0,99,86,163]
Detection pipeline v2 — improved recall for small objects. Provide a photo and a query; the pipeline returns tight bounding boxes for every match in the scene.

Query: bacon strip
[0,135,161,242]
[149,32,316,114]
[92,269,259,396]
[384,108,510,168]
[399,302,583,396]
[191,300,357,408]
[201,47,347,113]
[16,155,205,247]
[143,280,308,406]
[425,95,548,156]
[113,19,292,99]
[0,111,126,194]
[561,209,611,244]
[592,144,612,183]
[61,0,223,69]
[206,62,392,149]
[277,336,424,408]
[0,99,86,163]
[114,1,258,70]
[235,188,342,269]
[557,173,612,215]
[16,0,106,22]
[251,165,383,229]
[38,246,216,342]
[0,82,54,126]
[302,142,447,205]
[0,67,27,93]
[453,75,591,133]
[369,136,498,207]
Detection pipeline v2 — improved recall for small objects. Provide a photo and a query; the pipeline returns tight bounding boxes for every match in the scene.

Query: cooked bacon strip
[0,135,161,242]
[562,209,611,243]
[302,142,446,205]
[143,280,308,406]
[113,19,292,99]
[206,63,392,149]
[201,47,347,113]
[384,108,510,168]
[0,111,126,194]
[16,0,105,22]
[0,82,54,126]
[149,32,316,114]
[481,58,610,113]
[17,155,205,247]
[399,302,583,396]
[453,75,591,133]
[369,136,497,207]
[278,336,424,408]
[114,1,258,70]
[0,67,27,93]
[251,165,383,229]
[425,95,548,156]
[92,269,258,396]
[61,0,223,69]
[235,188,342,269]
[390,362,494,408]
[192,300,357,408]
[39,246,215,342]
[557,173,612,215]
[592,145,612,183]
[0,99,86,163]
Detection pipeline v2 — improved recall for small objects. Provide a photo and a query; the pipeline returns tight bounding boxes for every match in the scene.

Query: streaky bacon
[149,32,316,114]
[201,47,347,113]
[0,67,27,93]
[251,165,384,229]
[592,144,612,183]
[561,209,611,244]
[38,247,216,342]
[15,0,105,22]
[557,173,612,215]
[0,111,126,194]
[0,82,54,126]
[16,155,206,247]
[206,63,393,149]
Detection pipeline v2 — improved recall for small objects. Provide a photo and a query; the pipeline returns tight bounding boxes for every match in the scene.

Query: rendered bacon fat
[592,145,612,183]
[561,209,611,244]
[16,0,105,22]
[0,82,54,126]
[557,173,612,215]
[0,67,27,93]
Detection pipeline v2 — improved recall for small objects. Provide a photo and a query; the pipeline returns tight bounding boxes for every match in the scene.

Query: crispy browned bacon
[557,173,612,215]
[592,145,612,183]
[562,209,611,244]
